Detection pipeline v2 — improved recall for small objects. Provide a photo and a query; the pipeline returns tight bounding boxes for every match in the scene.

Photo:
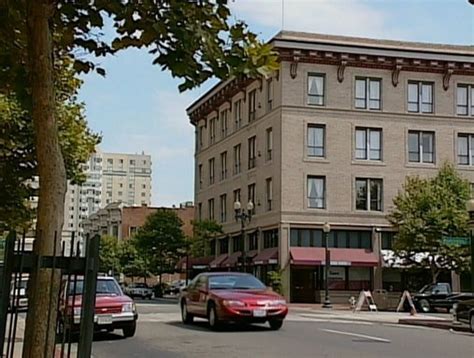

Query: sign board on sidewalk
[441,236,470,246]
[353,290,377,313]
[396,290,416,313]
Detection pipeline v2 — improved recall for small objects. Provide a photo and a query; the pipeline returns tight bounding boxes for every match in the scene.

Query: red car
[58,276,138,338]
[180,272,288,330]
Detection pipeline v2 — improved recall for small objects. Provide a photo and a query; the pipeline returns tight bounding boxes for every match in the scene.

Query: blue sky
[79,0,473,207]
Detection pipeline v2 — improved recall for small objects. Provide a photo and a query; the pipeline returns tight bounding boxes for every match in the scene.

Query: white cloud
[231,0,398,39]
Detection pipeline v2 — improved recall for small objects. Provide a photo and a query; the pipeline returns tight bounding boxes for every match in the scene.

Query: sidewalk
[288,303,470,331]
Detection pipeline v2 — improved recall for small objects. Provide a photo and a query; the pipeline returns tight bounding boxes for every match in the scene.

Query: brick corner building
[186,31,474,303]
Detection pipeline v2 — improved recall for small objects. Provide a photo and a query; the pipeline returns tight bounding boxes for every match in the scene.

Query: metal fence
[0,231,100,358]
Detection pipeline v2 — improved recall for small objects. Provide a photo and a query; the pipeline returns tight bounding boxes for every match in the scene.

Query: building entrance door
[291,268,317,303]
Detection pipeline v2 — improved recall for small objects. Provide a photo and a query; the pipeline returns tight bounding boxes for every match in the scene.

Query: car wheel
[269,320,284,330]
[181,301,194,324]
[123,322,137,338]
[418,299,431,313]
[470,314,474,334]
[208,303,221,331]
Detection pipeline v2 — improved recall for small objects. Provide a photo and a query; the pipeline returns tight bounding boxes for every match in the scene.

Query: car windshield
[68,279,122,296]
[208,275,266,290]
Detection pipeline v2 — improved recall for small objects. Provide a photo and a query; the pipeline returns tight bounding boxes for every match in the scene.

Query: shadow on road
[132,298,178,305]
[92,332,127,342]
[165,321,272,333]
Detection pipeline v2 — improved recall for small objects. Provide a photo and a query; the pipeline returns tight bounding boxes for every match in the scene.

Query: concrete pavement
[91,301,473,358]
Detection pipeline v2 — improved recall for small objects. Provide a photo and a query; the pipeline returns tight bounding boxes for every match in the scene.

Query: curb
[398,319,471,332]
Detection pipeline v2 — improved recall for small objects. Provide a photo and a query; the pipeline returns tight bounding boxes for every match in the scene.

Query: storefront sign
[328,267,346,280]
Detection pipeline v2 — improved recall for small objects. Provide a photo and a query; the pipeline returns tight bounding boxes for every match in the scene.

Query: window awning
[253,247,279,265]
[209,254,229,268]
[222,250,258,267]
[290,247,378,267]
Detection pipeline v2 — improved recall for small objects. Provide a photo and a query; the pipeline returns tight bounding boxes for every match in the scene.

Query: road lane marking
[319,328,391,343]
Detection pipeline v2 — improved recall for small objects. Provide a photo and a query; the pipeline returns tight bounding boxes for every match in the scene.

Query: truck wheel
[418,299,431,313]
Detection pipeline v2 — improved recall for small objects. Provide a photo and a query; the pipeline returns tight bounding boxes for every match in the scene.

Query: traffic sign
[441,236,470,246]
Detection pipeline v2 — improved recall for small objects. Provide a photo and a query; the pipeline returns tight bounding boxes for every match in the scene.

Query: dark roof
[273,30,473,55]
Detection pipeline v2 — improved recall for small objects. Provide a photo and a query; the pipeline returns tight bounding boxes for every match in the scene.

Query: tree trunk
[23,1,67,357]
[430,259,439,284]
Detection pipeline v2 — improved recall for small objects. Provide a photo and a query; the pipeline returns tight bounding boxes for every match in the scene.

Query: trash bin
[372,289,388,310]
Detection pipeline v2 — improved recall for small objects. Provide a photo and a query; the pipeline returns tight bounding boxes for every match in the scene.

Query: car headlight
[268,300,286,306]
[122,302,136,313]
[223,300,246,307]
[73,307,81,316]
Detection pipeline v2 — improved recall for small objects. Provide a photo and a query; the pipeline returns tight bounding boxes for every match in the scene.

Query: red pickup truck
[58,276,138,338]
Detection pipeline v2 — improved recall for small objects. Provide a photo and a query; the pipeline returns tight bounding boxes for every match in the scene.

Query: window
[233,188,241,204]
[408,131,435,163]
[129,183,133,189]
[232,235,243,253]
[119,183,123,188]
[263,229,278,248]
[248,183,256,215]
[233,144,241,175]
[198,164,203,189]
[382,232,396,250]
[355,128,382,160]
[130,159,136,165]
[355,78,381,110]
[107,159,113,165]
[208,158,215,185]
[220,109,228,138]
[198,125,204,148]
[219,237,229,255]
[209,117,216,144]
[220,152,227,180]
[234,99,242,130]
[266,178,273,211]
[307,74,325,105]
[248,136,256,169]
[248,90,256,121]
[118,191,123,196]
[267,78,273,111]
[198,203,202,220]
[356,178,383,211]
[142,184,146,189]
[458,134,474,166]
[248,232,259,251]
[141,192,146,197]
[307,176,325,209]
[307,124,325,157]
[457,85,474,116]
[208,198,214,220]
[408,81,433,113]
[266,128,273,161]
[220,194,227,223]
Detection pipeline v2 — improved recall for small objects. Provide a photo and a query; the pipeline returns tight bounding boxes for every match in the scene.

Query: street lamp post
[466,199,474,292]
[234,200,254,273]
[322,222,332,309]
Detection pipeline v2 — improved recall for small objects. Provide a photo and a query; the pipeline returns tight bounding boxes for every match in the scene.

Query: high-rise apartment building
[62,150,152,247]
[101,152,152,207]
[187,31,474,302]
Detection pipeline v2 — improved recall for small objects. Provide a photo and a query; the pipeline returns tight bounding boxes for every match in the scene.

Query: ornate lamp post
[234,200,254,272]
[466,199,474,292]
[322,222,332,309]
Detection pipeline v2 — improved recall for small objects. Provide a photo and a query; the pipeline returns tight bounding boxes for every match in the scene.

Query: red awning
[209,254,228,268]
[290,247,378,267]
[222,250,258,267]
[253,248,279,265]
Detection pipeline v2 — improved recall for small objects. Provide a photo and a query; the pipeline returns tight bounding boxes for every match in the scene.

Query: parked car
[170,280,187,295]
[58,276,138,338]
[179,272,288,330]
[124,282,154,300]
[453,298,474,333]
[9,278,28,311]
[412,283,473,313]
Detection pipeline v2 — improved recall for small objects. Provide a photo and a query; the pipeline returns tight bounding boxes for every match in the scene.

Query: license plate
[97,315,113,325]
[253,309,266,317]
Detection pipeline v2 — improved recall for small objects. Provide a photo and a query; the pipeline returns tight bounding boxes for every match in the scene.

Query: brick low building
[187,31,474,302]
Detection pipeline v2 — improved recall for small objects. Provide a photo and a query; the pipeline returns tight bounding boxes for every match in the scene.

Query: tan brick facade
[188,31,474,302]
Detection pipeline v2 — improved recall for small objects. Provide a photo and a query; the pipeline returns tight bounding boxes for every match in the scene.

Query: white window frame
[266,177,273,211]
[307,124,325,158]
[408,131,435,164]
[233,144,241,175]
[307,73,325,106]
[220,194,227,223]
[408,81,434,113]
[457,84,474,117]
[248,136,257,169]
[248,90,256,121]
[234,99,242,130]
[307,176,326,209]
[220,109,228,139]
[355,127,382,161]
[355,178,383,212]
[355,77,381,110]
[458,134,474,166]
[209,158,215,185]
[266,127,273,161]
[220,151,227,180]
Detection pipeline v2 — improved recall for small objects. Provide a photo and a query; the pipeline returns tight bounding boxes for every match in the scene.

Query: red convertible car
[180,272,288,330]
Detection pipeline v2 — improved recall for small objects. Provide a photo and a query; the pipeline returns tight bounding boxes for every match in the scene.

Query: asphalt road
[92,300,473,358]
